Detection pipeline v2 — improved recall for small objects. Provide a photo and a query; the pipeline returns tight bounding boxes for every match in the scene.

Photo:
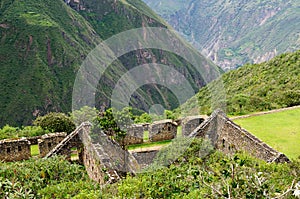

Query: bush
[33,112,75,134]
[0,125,48,140]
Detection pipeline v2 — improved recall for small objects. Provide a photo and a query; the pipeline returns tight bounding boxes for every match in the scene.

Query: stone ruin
[189,109,290,163]
[148,119,177,142]
[43,112,290,185]
[122,124,144,146]
[0,132,77,162]
[181,115,206,137]
[45,123,140,184]
[0,138,31,162]
[0,111,291,185]
[38,133,67,157]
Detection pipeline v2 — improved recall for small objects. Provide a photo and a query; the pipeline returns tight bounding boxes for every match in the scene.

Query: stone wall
[38,133,67,157]
[181,116,205,137]
[82,145,107,184]
[190,110,290,163]
[26,136,42,145]
[0,138,31,162]
[149,120,177,142]
[79,124,140,184]
[123,125,144,145]
[132,150,159,169]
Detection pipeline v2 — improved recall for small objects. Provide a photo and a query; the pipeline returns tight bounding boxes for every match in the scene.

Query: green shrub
[0,125,48,140]
[33,112,75,134]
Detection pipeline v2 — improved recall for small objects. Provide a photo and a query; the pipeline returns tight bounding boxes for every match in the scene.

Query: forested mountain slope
[0,0,218,126]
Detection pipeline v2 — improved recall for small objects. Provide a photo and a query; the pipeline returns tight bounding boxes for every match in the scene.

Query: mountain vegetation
[0,0,217,127]
[143,0,300,70]
[176,49,300,116]
[0,0,101,126]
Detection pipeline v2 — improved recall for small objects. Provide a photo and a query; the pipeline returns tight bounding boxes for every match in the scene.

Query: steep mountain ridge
[0,0,101,126]
[143,0,300,70]
[0,0,218,127]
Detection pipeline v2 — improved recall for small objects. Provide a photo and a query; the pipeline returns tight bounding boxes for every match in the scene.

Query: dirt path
[230,105,300,120]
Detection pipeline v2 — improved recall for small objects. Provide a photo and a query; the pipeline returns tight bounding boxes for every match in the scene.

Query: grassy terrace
[234,108,300,160]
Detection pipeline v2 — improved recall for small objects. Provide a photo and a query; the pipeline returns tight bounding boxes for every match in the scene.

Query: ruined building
[0,110,290,185]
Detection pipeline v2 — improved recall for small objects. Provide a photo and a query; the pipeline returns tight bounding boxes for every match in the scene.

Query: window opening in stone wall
[143,130,149,142]
[71,147,79,161]
[222,139,225,148]
[30,145,40,157]
[48,143,52,148]
[18,146,22,152]
[6,147,10,153]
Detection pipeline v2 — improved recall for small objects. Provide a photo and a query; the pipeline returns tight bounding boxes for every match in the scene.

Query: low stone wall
[0,138,31,162]
[123,125,144,145]
[181,116,205,137]
[132,150,159,169]
[38,133,67,157]
[149,120,177,142]
[190,110,290,163]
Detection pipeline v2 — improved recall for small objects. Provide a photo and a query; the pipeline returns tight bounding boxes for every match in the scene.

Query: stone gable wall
[191,110,289,163]
[79,125,140,184]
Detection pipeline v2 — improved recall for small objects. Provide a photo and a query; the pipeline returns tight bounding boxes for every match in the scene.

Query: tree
[232,94,250,114]
[134,112,152,124]
[164,110,176,120]
[95,107,134,148]
[70,106,98,125]
[33,112,76,134]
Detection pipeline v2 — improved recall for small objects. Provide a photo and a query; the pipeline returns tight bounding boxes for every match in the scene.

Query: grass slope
[234,108,300,159]
[177,49,300,116]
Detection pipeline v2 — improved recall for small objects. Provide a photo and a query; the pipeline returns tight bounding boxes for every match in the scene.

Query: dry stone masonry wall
[190,110,290,163]
[149,120,177,142]
[181,116,206,137]
[38,133,67,157]
[123,124,144,145]
[0,138,31,162]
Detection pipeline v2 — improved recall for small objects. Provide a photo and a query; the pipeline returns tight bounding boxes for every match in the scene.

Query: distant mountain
[143,0,300,70]
[0,0,218,127]
[176,50,300,116]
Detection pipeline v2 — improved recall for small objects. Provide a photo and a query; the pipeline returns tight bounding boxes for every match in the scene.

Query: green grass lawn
[234,108,300,160]
[127,140,172,150]
[30,145,39,156]
[143,130,149,141]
